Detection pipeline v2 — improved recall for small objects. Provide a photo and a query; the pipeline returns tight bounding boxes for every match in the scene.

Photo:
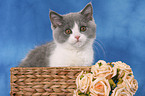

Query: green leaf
[78,92,87,96]
[78,90,81,94]
[109,79,116,88]
[77,90,90,96]
[117,78,123,84]
[92,78,96,81]
[121,73,125,78]
[79,94,87,96]
[80,75,84,80]
[108,63,114,67]
[86,92,90,94]
[98,62,102,67]
[117,68,120,73]
[86,71,89,74]
[128,73,132,76]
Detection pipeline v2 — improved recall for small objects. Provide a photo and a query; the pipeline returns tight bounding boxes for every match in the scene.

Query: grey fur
[19,3,96,67]
[19,42,55,67]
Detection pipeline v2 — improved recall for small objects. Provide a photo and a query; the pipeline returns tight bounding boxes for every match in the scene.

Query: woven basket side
[10,67,91,96]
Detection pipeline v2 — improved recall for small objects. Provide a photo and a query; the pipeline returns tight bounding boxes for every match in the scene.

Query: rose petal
[111,87,132,96]
[90,77,111,96]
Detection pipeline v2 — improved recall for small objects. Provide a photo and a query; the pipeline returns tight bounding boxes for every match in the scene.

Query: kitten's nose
[75,36,80,41]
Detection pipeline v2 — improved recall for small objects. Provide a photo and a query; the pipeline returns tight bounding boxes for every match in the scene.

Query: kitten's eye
[65,29,72,35]
[80,26,87,32]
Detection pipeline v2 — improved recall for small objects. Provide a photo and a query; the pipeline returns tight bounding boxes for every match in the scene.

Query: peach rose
[90,77,111,96]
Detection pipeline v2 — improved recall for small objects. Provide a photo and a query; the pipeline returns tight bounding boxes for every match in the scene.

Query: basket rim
[10,66,91,70]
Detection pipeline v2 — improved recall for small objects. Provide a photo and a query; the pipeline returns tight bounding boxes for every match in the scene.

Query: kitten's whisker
[94,39,106,59]
[93,43,101,58]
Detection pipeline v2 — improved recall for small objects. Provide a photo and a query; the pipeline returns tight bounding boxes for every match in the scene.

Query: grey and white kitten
[19,3,96,67]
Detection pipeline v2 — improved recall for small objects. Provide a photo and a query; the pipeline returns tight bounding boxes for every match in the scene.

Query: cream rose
[114,73,138,96]
[111,87,132,96]
[113,61,133,78]
[121,73,138,95]
[73,90,79,96]
[90,77,111,96]
[91,60,117,79]
[76,71,93,93]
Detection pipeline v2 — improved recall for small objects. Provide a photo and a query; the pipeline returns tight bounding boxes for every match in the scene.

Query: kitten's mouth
[76,40,80,42]
[73,41,84,48]
[74,40,81,44]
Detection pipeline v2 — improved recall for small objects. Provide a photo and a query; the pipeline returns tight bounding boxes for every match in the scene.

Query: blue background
[0,0,145,95]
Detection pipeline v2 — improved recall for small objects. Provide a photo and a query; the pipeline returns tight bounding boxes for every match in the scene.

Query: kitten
[19,3,96,67]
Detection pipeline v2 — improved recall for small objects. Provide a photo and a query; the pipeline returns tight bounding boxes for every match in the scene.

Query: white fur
[49,23,94,67]
[49,44,94,67]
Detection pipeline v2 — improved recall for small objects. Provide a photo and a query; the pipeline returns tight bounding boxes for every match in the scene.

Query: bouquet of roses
[73,60,138,96]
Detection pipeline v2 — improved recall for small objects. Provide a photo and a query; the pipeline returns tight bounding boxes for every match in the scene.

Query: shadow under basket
[10,67,91,96]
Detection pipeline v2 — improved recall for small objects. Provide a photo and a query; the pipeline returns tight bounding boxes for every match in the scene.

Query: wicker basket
[10,67,91,96]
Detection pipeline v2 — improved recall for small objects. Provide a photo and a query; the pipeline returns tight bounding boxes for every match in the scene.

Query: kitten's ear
[80,2,93,21]
[49,10,63,28]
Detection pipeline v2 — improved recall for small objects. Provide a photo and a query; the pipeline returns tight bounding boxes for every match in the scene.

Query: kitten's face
[49,3,96,49]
